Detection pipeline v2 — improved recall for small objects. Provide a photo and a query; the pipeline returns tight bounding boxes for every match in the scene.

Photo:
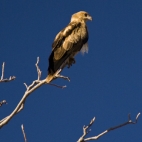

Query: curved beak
[87,15,92,21]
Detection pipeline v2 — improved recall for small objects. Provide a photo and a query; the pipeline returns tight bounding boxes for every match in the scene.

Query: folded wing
[48,21,88,75]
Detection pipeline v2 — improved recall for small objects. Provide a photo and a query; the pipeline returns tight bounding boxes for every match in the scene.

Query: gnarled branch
[77,113,140,142]
[0,57,66,129]
[0,57,46,128]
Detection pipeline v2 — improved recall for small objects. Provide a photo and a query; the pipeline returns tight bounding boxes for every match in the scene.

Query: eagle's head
[71,11,92,22]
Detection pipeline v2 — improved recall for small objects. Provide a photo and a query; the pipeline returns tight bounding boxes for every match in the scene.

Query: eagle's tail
[46,74,54,83]
[46,69,62,83]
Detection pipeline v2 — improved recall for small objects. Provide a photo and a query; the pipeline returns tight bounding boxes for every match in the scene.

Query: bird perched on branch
[46,11,92,83]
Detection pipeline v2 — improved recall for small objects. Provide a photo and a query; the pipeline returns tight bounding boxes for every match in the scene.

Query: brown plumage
[46,11,92,83]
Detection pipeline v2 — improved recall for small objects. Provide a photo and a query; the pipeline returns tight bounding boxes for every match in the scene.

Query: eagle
[46,11,92,83]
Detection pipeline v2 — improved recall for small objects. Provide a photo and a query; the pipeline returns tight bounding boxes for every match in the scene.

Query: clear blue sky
[0,0,142,141]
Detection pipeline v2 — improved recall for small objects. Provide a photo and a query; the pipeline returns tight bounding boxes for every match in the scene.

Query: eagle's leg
[67,57,76,68]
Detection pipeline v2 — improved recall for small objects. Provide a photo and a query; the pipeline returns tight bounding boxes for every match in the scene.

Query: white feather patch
[80,42,88,54]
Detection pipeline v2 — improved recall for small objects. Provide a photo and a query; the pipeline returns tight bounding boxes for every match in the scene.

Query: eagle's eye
[84,13,88,17]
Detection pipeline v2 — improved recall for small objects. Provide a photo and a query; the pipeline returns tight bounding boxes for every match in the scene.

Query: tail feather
[48,50,72,75]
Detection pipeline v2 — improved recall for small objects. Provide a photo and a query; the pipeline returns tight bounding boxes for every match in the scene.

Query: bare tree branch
[0,58,46,128]
[0,57,66,129]
[0,62,16,83]
[0,100,8,107]
[77,113,140,142]
[21,124,28,142]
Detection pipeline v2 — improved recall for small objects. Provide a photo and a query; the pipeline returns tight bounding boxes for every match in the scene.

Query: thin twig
[77,113,140,142]
[77,117,95,142]
[49,83,66,89]
[35,57,41,80]
[21,124,28,142]
[24,83,28,90]
[1,62,5,80]
[0,62,16,83]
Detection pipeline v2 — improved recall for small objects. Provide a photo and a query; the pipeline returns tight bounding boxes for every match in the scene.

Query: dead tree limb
[0,57,66,129]
[0,62,16,83]
[0,57,66,128]
[0,58,46,128]
[77,113,140,142]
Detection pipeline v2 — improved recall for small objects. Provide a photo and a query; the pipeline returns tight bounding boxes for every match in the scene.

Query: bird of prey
[46,11,92,83]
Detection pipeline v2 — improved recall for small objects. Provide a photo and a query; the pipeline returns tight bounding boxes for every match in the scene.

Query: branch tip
[21,124,27,142]
[90,117,95,124]
[135,112,140,122]
[128,113,131,121]
[24,83,28,89]
[35,57,41,80]
[0,62,16,82]
[49,83,67,89]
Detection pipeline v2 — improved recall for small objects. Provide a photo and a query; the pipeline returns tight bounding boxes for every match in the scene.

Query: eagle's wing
[52,22,81,60]
[48,21,88,74]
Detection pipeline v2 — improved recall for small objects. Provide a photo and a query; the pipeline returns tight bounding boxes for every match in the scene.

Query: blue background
[0,0,142,141]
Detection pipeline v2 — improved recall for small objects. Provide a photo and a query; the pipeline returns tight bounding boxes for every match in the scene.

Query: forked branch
[77,113,140,142]
[0,62,16,83]
[0,57,46,128]
[0,57,66,128]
